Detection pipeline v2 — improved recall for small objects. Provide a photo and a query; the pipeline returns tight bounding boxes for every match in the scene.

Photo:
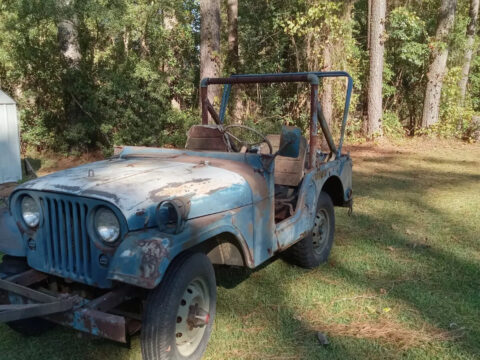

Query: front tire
[141,252,216,360]
[285,191,335,268]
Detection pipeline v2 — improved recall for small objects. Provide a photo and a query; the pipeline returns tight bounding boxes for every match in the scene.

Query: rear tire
[284,191,335,268]
[141,252,216,360]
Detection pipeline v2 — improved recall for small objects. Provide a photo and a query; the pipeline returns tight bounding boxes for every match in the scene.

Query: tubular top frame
[200,71,353,164]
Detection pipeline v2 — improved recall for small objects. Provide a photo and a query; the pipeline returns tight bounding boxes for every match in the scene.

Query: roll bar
[200,71,353,168]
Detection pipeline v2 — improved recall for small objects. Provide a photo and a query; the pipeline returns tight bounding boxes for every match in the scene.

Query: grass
[0,138,479,359]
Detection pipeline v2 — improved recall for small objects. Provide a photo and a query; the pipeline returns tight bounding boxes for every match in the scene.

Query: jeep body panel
[14,149,271,230]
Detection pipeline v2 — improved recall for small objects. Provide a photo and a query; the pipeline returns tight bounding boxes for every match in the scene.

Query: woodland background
[0,0,478,154]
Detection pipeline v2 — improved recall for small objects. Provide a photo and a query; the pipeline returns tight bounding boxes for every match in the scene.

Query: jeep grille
[42,197,93,281]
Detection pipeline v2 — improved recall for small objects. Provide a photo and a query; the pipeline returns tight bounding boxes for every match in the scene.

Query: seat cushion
[266,133,307,187]
[185,125,229,152]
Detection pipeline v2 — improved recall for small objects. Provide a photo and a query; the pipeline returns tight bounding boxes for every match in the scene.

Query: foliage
[0,0,199,153]
[384,6,430,132]
[382,110,405,138]
[0,0,479,153]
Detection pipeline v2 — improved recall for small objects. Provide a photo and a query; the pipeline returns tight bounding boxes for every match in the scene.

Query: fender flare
[108,212,253,289]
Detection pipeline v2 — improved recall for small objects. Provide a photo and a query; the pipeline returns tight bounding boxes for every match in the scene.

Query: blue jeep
[0,72,353,360]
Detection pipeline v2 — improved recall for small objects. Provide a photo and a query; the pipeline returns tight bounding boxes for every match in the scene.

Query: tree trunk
[458,0,479,104]
[163,9,181,110]
[225,0,243,123]
[57,0,81,68]
[200,0,221,122]
[57,0,81,133]
[366,0,386,137]
[421,0,457,128]
[226,0,239,73]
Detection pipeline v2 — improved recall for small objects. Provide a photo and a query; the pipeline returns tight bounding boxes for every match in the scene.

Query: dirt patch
[35,151,104,176]
[0,183,17,198]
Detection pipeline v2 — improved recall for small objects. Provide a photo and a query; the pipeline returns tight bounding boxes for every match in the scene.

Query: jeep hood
[16,155,262,230]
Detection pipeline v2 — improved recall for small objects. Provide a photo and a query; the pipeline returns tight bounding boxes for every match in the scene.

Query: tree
[421,0,457,128]
[57,0,81,68]
[366,0,386,137]
[226,0,239,73]
[458,0,479,104]
[225,0,244,123]
[200,0,221,121]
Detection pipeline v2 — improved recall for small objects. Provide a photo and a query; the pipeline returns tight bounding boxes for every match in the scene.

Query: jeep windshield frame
[200,71,353,169]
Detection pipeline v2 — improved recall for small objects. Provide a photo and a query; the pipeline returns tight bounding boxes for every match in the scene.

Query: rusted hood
[15,156,259,230]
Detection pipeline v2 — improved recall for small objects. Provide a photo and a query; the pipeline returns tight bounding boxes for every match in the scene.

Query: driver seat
[261,132,307,187]
[185,125,229,152]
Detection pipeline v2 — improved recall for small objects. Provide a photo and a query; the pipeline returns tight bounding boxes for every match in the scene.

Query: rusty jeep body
[0,72,353,359]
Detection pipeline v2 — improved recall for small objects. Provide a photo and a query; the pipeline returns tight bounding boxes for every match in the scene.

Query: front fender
[108,207,254,289]
[0,207,26,257]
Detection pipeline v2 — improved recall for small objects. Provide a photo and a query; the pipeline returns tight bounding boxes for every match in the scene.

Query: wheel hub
[187,303,210,329]
[175,278,210,356]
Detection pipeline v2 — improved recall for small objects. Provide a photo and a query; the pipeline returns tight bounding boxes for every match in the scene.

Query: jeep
[0,72,353,360]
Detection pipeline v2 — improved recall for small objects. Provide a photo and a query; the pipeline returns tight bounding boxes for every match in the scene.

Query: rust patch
[135,209,146,216]
[148,178,227,202]
[137,239,169,283]
[169,155,269,199]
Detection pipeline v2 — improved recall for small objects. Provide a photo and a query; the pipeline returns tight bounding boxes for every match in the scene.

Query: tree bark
[366,0,386,137]
[458,0,479,104]
[421,0,457,128]
[226,0,243,123]
[57,0,81,68]
[200,0,221,122]
[57,0,82,133]
[226,0,239,73]
[163,9,181,110]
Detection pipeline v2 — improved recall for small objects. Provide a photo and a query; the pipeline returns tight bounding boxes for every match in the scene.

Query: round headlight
[94,207,120,243]
[21,196,40,228]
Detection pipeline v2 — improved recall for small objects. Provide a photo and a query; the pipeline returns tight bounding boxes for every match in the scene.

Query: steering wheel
[223,124,273,154]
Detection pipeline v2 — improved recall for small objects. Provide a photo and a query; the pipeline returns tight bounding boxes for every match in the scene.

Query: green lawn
[0,139,479,360]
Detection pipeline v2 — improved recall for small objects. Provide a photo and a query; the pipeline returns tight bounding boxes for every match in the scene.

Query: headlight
[21,196,40,228]
[94,207,120,243]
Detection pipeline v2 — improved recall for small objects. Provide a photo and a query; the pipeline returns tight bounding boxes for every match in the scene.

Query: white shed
[0,90,21,184]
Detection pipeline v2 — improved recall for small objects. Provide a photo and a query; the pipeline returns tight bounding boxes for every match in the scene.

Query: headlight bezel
[155,199,187,234]
[93,206,121,245]
[20,195,42,229]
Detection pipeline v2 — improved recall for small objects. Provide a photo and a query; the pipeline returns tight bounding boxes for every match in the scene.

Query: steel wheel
[283,191,335,268]
[175,278,211,357]
[312,209,330,257]
[141,252,216,360]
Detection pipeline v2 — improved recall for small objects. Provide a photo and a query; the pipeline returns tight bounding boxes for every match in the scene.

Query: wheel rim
[175,277,211,357]
[312,209,330,256]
